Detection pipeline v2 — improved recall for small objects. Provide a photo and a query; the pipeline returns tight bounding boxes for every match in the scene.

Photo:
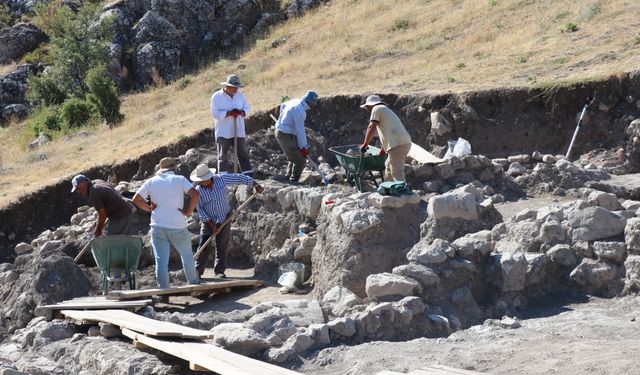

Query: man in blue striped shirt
[190,164,264,278]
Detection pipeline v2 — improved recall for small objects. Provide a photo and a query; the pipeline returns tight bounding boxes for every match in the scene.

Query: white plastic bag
[278,271,297,289]
[444,137,472,159]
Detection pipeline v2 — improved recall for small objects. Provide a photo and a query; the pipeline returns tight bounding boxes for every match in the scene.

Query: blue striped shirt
[195,174,253,224]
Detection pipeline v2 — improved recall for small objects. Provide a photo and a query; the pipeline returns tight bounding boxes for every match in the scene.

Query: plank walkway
[106,279,264,301]
[121,328,300,375]
[377,366,485,375]
[61,309,214,339]
[35,297,151,320]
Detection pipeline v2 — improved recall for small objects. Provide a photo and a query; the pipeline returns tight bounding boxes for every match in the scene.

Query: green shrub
[60,98,95,129]
[85,66,123,124]
[27,106,62,137]
[564,22,578,32]
[391,18,410,31]
[27,74,67,106]
[22,46,52,65]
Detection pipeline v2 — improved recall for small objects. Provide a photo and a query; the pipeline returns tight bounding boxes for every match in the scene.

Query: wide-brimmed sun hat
[190,164,216,182]
[71,174,88,193]
[220,74,244,88]
[157,157,177,174]
[360,94,385,108]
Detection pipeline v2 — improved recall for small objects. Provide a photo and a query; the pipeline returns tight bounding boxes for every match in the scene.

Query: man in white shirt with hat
[359,94,412,182]
[210,74,253,176]
[132,157,200,289]
[190,164,263,278]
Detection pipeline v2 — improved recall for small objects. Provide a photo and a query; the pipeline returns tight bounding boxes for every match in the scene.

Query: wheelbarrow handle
[74,218,110,263]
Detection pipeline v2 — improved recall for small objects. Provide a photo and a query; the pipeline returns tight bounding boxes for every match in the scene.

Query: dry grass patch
[0,63,18,76]
[1,0,640,206]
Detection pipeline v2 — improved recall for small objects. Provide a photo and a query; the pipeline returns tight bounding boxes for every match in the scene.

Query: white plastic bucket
[279,262,305,288]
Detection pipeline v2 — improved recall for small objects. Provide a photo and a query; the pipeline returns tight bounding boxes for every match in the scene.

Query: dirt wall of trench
[2,70,640,260]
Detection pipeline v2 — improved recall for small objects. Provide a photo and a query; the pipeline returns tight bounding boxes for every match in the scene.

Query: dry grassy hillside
[1,0,639,206]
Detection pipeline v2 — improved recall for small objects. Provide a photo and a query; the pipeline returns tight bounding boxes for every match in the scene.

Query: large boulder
[0,23,47,64]
[312,194,425,298]
[592,241,627,265]
[568,207,626,241]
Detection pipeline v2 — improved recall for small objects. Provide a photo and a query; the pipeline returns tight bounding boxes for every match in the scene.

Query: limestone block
[327,317,356,338]
[339,209,382,234]
[625,217,640,254]
[592,241,627,265]
[365,273,420,298]
[321,286,362,317]
[570,258,619,292]
[495,252,527,292]
[14,242,33,255]
[406,238,450,265]
[568,207,626,241]
[588,191,622,211]
[547,244,577,267]
[430,111,451,136]
[392,263,440,288]
[451,236,493,258]
[211,323,268,356]
[427,191,478,221]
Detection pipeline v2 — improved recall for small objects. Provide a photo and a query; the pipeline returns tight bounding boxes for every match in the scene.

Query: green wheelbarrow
[90,235,143,295]
[329,144,386,192]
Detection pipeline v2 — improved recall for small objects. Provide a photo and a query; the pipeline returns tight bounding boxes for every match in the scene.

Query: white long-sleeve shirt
[210,89,250,139]
[275,98,309,149]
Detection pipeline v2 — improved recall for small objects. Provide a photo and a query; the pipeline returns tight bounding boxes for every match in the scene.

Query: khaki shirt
[370,105,411,151]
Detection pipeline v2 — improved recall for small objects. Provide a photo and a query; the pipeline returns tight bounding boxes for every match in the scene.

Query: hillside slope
[1,0,639,206]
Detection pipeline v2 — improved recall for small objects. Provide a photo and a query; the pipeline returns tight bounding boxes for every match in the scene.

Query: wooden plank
[189,363,209,371]
[408,143,444,164]
[35,299,151,320]
[61,309,214,339]
[106,279,263,301]
[121,328,300,375]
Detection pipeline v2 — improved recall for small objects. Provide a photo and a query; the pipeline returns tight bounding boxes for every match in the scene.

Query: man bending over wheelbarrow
[190,164,264,279]
[359,95,412,182]
[132,157,201,289]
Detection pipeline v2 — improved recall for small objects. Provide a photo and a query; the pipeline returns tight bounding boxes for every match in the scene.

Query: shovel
[193,192,258,259]
[565,96,595,159]
[269,114,330,185]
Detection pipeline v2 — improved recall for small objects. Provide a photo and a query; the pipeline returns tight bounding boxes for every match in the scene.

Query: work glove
[227,109,240,118]
[299,147,309,158]
[379,148,386,156]
[234,109,245,117]
[359,143,368,154]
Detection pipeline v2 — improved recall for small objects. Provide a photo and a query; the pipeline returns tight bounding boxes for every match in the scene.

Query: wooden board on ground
[61,309,214,339]
[408,143,444,164]
[35,297,151,320]
[121,328,300,375]
[106,279,263,301]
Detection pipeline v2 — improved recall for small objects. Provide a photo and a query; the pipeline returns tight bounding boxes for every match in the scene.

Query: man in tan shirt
[359,95,412,181]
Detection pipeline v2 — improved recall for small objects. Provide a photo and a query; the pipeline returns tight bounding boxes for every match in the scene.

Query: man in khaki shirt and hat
[359,95,412,181]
